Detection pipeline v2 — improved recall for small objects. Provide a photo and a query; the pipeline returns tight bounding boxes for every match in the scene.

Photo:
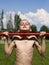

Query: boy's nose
[23,24,26,27]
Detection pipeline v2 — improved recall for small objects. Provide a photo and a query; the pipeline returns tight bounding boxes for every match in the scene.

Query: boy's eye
[26,23,30,25]
[20,23,23,25]
[20,23,30,26]
[26,23,29,25]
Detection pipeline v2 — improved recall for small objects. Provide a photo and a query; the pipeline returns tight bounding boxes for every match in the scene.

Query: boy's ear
[30,29,32,32]
[18,29,20,32]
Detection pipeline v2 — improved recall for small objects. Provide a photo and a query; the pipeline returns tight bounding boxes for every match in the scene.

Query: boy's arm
[35,38,45,56]
[4,37,15,56]
[35,32,46,56]
[3,32,15,56]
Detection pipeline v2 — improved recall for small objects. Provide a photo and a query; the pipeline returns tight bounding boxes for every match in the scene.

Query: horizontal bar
[0,32,49,36]
[8,33,40,36]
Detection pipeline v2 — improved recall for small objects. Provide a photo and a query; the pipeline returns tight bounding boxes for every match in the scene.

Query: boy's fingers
[3,32,9,36]
[40,32,46,36]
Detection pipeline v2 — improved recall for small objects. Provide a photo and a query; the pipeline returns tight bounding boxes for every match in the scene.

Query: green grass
[0,40,49,65]
[0,44,16,65]
[33,40,49,65]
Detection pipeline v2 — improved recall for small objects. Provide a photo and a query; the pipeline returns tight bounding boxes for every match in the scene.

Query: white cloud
[3,9,49,30]
[18,9,49,30]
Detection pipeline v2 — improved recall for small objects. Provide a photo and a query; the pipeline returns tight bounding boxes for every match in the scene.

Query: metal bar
[0,32,49,36]
[8,33,40,36]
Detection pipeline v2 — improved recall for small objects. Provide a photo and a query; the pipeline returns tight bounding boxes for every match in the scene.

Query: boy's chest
[15,40,35,50]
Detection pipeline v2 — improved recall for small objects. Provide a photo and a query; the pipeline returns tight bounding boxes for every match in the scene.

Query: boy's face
[19,20,31,32]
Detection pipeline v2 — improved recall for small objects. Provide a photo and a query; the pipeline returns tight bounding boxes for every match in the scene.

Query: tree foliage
[0,10,4,31]
[14,14,21,32]
[31,25,37,32]
[7,13,13,32]
[40,25,49,32]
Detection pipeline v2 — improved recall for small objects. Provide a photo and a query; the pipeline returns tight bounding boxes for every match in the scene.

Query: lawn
[0,40,49,65]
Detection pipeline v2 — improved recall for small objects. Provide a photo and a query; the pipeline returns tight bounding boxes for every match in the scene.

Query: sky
[0,0,49,30]
[0,0,49,13]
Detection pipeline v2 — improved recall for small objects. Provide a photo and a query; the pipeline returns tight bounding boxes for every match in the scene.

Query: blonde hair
[20,19,30,24]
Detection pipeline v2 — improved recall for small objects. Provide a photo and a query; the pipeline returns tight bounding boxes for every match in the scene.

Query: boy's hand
[40,31,46,39]
[2,31,9,41]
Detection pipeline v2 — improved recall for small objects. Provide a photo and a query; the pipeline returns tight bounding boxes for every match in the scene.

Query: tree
[14,14,21,32]
[0,10,4,31]
[7,13,13,32]
[31,25,37,32]
[1,10,4,30]
[40,25,49,32]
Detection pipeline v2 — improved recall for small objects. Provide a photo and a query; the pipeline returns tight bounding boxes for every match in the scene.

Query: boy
[3,19,46,65]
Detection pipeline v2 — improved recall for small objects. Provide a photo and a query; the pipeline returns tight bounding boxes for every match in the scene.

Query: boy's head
[18,19,31,32]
